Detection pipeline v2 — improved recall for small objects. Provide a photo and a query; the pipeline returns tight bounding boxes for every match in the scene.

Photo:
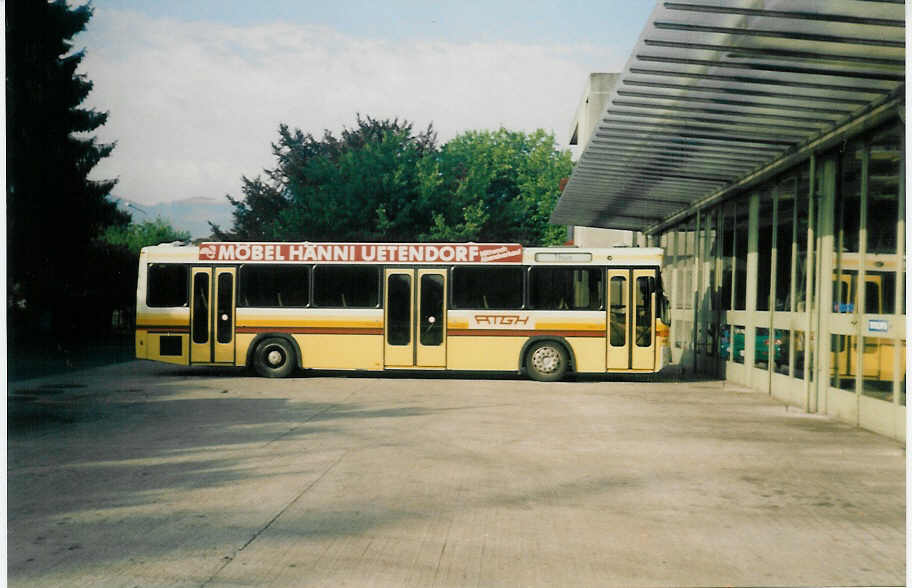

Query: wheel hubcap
[531,346,560,374]
[266,349,284,366]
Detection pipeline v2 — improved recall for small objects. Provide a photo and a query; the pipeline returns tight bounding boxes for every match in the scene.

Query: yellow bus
[830,267,905,392]
[135,242,669,381]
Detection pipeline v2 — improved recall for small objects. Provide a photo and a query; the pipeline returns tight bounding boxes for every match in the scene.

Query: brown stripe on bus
[447,329,605,338]
[235,326,383,335]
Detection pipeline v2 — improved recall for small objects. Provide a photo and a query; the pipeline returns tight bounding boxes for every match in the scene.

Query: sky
[77,1,657,206]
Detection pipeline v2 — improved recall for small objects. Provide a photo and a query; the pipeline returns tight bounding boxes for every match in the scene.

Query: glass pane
[216,273,232,344]
[682,320,693,353]
[795,166,811,312]
[530,267,602,310]
[239,265,309,307]
[810,165,824,315]
[833,141,863,314]
[419,275,444,346]
[684,225,695,310]
[609,276,627,347]
[756,189,773,311]
[574,269,604,310]
[719,324,731,361]
[148,264,188,307]
[732,325,745,364]
[901,340,907,407]
[863,272,896,314]
[314,266,379,308]
[734,205,748,310]
[793,331,805,380]
[754,327,769,368]
[867,124,901,254]
[831,335,856,391]
[706,322,717,358]
[192,273,209,344]
[773,329,789,375]
[775,178,795,311]
[707,209,718,312]
[721,207,734,311]
[675,220,696,311]
[832,273,857,313]
[635,276,653,347]
[861,337,896,401]
[675,228,685,310]
[808,331,816,383]
[452,267,524,309]
[387,274,411,346]
[662,232,674,277]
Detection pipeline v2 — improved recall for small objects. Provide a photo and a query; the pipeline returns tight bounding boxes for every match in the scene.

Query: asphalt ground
[6,361,907,587]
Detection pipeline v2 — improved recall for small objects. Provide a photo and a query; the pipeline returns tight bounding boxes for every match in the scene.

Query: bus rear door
[606,268,656,371]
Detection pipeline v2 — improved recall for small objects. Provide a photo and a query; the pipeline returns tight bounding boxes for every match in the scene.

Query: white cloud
[80,10,626,205]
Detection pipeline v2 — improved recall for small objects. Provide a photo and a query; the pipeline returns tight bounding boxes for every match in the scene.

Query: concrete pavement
[7,361,906,586]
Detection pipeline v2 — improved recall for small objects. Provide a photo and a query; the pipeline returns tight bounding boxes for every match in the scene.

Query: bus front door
[190,267,237,364]
[384,268,447,368]
[606,268,656,371]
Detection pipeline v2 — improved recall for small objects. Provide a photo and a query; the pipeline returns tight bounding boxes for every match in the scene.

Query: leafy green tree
[6,0,127,337]
[211,116,437,241]
[101,218,191,256]
[213,118,571,246]
[419,128,571,245]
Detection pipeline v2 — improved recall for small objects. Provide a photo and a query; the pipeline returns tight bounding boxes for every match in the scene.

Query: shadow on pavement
[7,335,135,382]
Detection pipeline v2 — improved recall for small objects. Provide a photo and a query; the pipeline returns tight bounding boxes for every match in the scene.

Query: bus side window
[452,267,524,309]
[529,267,602,310]
[313,265,380,308]
[238,265,310,308]
[147,264,189,307]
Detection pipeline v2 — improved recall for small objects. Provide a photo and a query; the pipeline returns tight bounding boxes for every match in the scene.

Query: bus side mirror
[661,298,670,325]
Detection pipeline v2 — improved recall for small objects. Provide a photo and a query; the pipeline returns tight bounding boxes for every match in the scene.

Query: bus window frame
[527,265,605,311]
[449,265,527,310]
[311,264,382,309]
[146,263,190,308]
[237,263,312,309]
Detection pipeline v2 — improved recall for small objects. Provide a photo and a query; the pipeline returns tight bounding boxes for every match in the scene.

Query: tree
[101,218,191,256]
[419,128,571,245]
[213,118,571,246]
[6,0,127,338]
[211,116,437,242]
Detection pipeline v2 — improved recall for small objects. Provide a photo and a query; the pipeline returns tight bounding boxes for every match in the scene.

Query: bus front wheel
[525,341,568,382]
[253,337,296,378]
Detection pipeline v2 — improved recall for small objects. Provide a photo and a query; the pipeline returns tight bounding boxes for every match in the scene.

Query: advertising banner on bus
[198,242,523,264]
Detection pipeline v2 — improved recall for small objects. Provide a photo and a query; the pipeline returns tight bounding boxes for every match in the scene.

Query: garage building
[552,0,906,440]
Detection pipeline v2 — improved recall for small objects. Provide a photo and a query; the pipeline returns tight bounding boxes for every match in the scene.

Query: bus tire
[525,340,568,382]
[253,337,296,378]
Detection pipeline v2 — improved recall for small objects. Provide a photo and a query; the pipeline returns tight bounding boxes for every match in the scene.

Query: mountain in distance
[114,196,233,240]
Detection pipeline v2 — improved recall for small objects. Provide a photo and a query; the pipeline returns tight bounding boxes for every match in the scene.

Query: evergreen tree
[6,0,127,338]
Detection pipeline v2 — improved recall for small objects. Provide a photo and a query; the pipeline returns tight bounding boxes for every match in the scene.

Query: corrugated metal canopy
[551,0,905,233]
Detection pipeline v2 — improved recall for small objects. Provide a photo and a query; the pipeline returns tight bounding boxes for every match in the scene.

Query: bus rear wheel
[525,341,568,382]
[253,337,296,378]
